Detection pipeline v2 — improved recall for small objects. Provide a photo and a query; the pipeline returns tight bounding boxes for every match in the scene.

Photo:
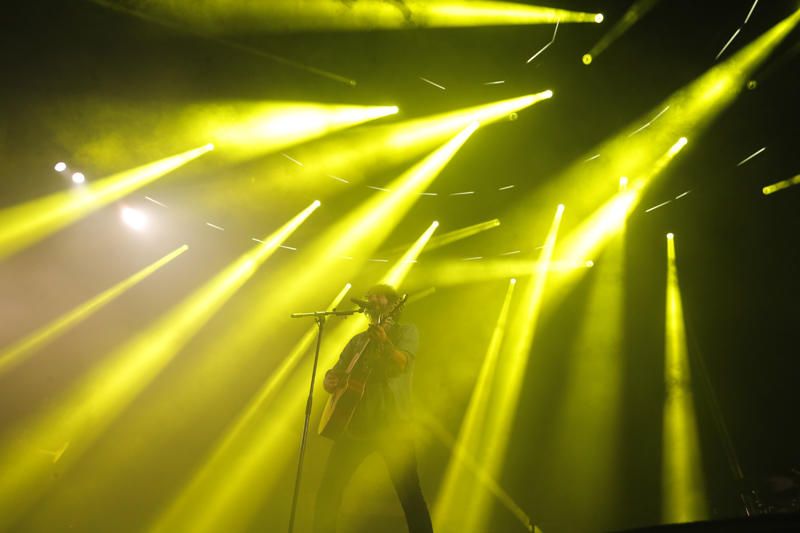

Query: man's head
[365,284,401,319]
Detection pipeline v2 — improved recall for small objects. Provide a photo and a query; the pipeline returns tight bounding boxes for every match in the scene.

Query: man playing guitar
[313,284,433,533]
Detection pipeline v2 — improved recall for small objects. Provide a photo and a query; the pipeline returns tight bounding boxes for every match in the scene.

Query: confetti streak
[645,200,672,213]
[744,0,758,25]
[419,192,439,196]
[144,196,168,208]
[368,258,390,263]
[449,191,475,196]
[498,185,516,191]
[327,174,350,184]
[38,442,69,464]
[367,185,391,192]
[628,106,670,137]
[737,147,766,166]
[499,250,522,256]
[206,222,225,231]
[462,256,484,261]
[527,20,560,63]
[583,154,601,162]
[716,28,742,60]
[483,80,506,85]
[674,190,691,200]
[420,77,447,90]
[281,153,304,167]
[279,245,297,251]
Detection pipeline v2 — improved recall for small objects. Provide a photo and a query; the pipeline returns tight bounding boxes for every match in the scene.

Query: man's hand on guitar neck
[367,323,390,344]
[367,324,409,374]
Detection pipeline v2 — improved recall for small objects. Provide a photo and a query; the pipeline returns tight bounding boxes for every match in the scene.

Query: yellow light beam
[0,200,320,529]
[762,174,800,195]
[466,204,564,533]
[238,92,551,198]
[0,144,212,259]
[546,230,626,531]
[0,245,189,376]
[116,1,602,33]
[382,220,439,287]
[582,0,660,65]
[45,100,398,172]
[421,405,534,532]
[662,233,708,523]
[150,282,352,533]
[434,278,519,532]
[406,257,586,289]
[206,102,397,158]
[381,218,500,257]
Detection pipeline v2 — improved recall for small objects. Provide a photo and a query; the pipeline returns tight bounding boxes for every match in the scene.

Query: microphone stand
[286,306,364,533]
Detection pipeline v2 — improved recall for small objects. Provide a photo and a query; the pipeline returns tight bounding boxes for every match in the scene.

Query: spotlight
[71,172,85,184]
[543,90,554,99]
[585,260,595,268]
[508,112,518,121]
[619,176,629,190]
[582,53,593,65]
[666,232,674,240]
[54,162,67,172]
[747,80,758,90]
[595,13,604,23]
[121,206,147,231]
[668,137,688,156]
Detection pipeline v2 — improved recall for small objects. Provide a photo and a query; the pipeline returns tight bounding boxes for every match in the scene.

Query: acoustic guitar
[318,294,407,439]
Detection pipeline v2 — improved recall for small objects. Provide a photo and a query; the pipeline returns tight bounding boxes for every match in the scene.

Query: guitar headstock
[378,293,408,326]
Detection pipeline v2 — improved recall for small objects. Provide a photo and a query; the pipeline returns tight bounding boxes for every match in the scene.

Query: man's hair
[365,284,401,304]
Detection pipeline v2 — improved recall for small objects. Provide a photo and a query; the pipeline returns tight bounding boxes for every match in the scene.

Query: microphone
[351,297,376,310]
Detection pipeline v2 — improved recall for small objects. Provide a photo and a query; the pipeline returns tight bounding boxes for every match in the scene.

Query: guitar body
[318,372,368,440]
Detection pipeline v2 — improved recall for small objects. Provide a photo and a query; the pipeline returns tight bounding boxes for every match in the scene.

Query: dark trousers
[313,434,433,533]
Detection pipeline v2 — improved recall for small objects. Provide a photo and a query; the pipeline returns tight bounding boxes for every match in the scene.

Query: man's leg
[380,437,434,533]
[313,437,370,533]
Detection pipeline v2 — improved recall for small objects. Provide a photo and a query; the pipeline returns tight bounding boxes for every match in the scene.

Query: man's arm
[323,336,358,392]
[368,324,415,374]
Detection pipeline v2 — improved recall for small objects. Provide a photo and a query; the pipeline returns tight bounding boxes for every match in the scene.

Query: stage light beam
[465,204,564,533]
[435,278,517,532]
[0,144,212,259]
[762,174,800,195]
[0,245,189,376]
[245,91,551,198]
[120,1,603,33]
[662,233,708,523]
[382,221,439,287]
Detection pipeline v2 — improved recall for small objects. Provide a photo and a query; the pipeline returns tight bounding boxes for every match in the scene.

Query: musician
[313,284,433,533]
